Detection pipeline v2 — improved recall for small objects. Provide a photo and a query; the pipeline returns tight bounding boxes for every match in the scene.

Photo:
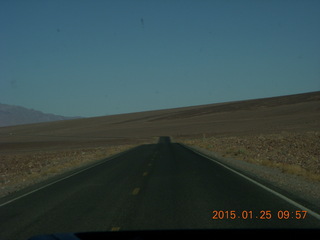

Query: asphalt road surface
[1,137,320,239]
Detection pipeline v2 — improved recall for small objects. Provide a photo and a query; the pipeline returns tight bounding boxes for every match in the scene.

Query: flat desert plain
[0,91,319,199]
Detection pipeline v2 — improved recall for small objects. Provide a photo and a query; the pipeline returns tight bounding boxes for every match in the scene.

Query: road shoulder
[178,143,320,214]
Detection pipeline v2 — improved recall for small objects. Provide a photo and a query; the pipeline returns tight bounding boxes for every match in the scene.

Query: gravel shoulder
[176,142,320,212]
[0,144,139,199]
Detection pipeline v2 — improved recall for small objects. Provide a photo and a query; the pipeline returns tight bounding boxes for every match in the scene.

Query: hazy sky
[1,0,320,117]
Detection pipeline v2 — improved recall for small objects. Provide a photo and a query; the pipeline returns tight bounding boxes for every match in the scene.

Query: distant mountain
[0,103,82,127]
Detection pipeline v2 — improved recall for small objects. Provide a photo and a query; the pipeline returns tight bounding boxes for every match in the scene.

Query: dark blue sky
[1,0,320,117]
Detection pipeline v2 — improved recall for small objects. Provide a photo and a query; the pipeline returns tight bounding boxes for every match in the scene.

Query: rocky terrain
[1,91,319,200]
[0,144,140,198]
[175,131,320,208]
[176,131,320,181]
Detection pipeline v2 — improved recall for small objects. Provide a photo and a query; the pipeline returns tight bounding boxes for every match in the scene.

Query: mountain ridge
[0,103,81,127]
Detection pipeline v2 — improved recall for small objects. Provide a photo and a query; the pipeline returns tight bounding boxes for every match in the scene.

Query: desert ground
[0,91,319,198]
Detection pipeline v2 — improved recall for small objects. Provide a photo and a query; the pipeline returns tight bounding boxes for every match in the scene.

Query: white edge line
[0,148,133,208]
[180,143,320,221]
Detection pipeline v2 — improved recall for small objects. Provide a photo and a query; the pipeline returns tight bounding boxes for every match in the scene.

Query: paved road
[1,137,320,239]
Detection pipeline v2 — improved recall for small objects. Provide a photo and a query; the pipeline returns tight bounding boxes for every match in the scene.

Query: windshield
[1,1,320,239]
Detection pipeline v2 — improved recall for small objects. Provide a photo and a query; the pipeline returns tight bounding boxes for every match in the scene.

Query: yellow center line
[111,227,121,231]
[132,187,140,195]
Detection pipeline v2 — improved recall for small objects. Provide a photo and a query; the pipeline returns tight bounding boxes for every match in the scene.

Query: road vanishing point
[1,137,320,239]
